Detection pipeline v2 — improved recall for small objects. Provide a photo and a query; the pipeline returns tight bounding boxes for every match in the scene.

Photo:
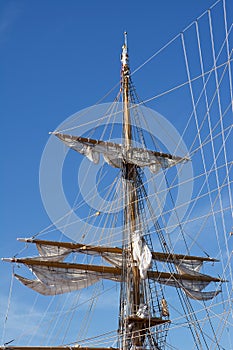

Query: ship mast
[121,32,144,350]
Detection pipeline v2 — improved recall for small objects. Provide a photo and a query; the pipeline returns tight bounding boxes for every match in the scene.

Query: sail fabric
[183,288,222,300]
[36,242,123,267]
[36,243,72,261]
[157,273,220,301]
[132,231,152,279]
[173,259,211,292]
[102,253,122,267]
[174,259,203,275]
[59,136,100,164]
[14,262,122,296]
[167,258,219,299]
[30,265,121,284]
[54,133,188,174]
[103,154,123,168]
[14,273,100,296]
[158,276,210,291]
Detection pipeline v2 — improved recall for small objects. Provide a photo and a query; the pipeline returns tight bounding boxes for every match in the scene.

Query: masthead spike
[121,32,128,66]
[124,31,128,49]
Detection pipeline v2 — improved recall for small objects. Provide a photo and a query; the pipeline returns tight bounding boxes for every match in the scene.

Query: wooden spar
[17,238,219,262]
[147,270,225,283]
[3,257,225,283]
[18,238,123,254]
[3,258,121,276]
[151,251,219,262]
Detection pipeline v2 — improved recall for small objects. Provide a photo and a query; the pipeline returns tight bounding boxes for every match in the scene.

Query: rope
[1,268,14,345]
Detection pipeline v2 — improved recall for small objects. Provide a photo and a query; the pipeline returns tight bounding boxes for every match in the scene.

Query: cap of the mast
[121,31,128,66]
[124,31,127,48]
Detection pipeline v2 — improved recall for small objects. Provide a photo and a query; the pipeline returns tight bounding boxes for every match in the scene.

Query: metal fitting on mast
[121,31,131,148]
[121,31,128,68]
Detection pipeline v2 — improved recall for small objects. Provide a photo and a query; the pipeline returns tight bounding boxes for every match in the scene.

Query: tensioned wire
[31,283,231,329]
[47,49,231,250]
[130,0,223,77]
[55,17,232,136]
[29,121,232,242]
[49,297,232,348]
[68,101,126,341]
[177,19,233,337]
[9,262,231,346]
[65,92,122,245]
[130,32,232,278]
[175,26,232,159]
[26,158,231,248]
[208,8,233,306]
[208,7,232,227]
[140,5,233,344]
[46,80,233,239]
[30,101,231,246]
[158,19,233,280]
[181,87,232,256]
[52,99,124,342]
[223,0,233,114]
[180,11,232,290]
[20,165,231,259]
[55,55,232,137]
[10,293,232,348]
[18,170,230,258]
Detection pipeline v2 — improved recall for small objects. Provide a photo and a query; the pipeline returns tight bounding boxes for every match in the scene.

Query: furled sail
[131,230,152,279]
[36,242,72,258]
[14,273,100,296]
[4,256,224,300]
[158,277,221,301]
[157,260,222,301]
[182,289,221,301]
[30,264,121,284]
[52,132,189,174]
[34,240,123,267]
[13,258,122,296]
[174,259,203,274]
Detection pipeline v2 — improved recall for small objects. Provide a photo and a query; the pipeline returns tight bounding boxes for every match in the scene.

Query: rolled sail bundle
[52,132,189,174]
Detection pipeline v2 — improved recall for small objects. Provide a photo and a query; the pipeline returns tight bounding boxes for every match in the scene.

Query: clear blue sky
[1,0,232,348]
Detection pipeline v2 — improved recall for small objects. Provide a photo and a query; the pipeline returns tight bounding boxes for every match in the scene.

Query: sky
[1,0,232,349]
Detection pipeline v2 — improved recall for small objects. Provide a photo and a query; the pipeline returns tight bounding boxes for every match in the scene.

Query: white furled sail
[174,259,203,274]
[182,289,221,301]
[36,240,123,267]
[5,255,224,301]
[131,230,152,279]
[14,273,101,296]
[157,266,222,301]
[52,133,189,174]
[29,264,121,284]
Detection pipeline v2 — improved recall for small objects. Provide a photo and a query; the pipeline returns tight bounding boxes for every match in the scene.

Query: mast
[121,32,145,350]
[120,32,172,350]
